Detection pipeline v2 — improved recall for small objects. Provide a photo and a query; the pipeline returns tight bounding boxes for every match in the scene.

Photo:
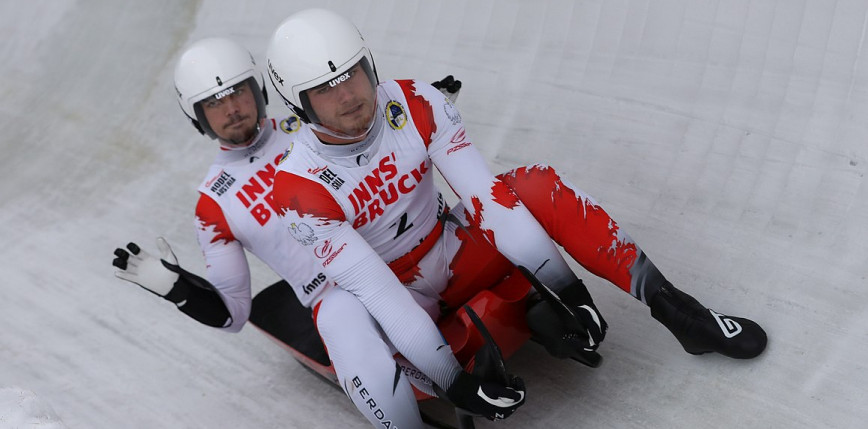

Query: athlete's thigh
[315,288,423,427]
[439,205,514,308]
[315,288,391,361]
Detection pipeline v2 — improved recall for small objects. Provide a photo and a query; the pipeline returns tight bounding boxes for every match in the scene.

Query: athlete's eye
[203,98,222,109]
[347,65,361,78]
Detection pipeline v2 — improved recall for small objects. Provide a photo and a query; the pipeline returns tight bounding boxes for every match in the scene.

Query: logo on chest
[309,165,345,191]
[233,154,284,226]
[207,170,235,196]
[347,152,429,228]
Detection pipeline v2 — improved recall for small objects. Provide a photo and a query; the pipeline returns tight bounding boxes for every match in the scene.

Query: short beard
[222,121,260,146]
[336,103,376,135]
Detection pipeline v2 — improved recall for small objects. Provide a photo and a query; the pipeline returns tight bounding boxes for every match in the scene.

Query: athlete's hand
[573,303,607,351]
[431,75,462,103]
[446,371,525,421]
[113,237,180,297]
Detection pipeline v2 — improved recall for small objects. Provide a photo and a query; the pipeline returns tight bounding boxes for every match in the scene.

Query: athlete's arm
[405,80,565,278]
[192,193,254,332]
[112,236,233,329]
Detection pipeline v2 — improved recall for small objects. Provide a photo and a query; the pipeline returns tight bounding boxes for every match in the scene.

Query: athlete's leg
[392,207,518,312]
[497,165,663,302]
[315,288,423,428]
[438,210,515,308]
[437,205,606,358]
[499,164,767,359]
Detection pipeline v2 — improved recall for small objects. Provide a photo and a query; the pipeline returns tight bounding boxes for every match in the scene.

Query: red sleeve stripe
[396,80,437,148]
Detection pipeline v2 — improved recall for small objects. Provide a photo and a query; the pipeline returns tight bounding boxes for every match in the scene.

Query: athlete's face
[200,81,260,146]
[305,62,376,142]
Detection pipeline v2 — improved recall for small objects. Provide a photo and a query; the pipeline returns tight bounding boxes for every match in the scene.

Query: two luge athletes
[113,8,767,429]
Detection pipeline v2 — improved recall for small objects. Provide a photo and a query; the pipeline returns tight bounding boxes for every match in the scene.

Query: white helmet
[265,8,378,125]
[173,37,268,139]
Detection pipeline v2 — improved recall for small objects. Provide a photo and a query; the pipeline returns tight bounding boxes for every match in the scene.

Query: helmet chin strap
[309,102,380,143]
[309,119,374,143]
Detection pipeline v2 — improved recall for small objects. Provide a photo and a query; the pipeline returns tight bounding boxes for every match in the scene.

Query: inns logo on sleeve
[303,273,327,295]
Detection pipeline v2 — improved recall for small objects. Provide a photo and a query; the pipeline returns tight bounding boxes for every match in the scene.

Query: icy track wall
[1,1,867,428]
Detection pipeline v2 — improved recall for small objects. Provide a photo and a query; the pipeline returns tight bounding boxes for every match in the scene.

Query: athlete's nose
[333,82,356,104]
[223,95,241,115]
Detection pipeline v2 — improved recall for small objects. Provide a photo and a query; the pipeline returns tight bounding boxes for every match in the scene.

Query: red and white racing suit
[194,115,464,427]
[194,118,333,332]
[273,80,665,427]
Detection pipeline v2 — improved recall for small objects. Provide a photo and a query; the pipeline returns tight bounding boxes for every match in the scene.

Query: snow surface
[2,0,867,428]
[0,388,66,429]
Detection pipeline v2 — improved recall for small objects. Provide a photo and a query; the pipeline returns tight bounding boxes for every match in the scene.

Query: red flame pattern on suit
[195,194,237,244]
[498,165,639,293]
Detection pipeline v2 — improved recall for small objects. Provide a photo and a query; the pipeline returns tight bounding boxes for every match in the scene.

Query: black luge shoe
[649,282,767,359]
[519,266,605,368]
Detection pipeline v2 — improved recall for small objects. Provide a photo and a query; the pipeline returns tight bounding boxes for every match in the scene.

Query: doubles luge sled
[248,265,600,427]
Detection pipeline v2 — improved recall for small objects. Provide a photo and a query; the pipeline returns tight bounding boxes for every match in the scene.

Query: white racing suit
[273,80,662,427]
[194,118,338,331]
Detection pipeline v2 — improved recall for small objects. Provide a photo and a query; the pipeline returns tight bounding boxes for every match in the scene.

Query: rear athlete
[113,38,332,330]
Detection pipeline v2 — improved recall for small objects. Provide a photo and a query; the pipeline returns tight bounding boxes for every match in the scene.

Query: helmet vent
[328,60,337,72]
[216,76,223,86]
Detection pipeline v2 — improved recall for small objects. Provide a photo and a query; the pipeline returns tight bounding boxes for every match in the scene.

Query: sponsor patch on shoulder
[280,115,301,134]
[386,100,407,130]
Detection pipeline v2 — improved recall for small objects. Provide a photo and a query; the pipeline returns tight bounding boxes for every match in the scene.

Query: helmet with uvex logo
[265,8,378,125]
[173,37,268,139]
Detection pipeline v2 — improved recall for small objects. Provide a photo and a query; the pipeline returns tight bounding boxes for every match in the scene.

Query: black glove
[113,238,232,327]
[113,238,181,299]
[445,371,526,421]
[431,75,462,103]
[557,281,608,351]
[573,303,607,351]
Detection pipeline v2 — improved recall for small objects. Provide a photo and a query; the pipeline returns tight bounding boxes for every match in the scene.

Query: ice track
[1,1,866,427]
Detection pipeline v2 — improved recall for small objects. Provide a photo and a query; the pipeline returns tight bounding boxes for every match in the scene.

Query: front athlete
[266,8,767,429]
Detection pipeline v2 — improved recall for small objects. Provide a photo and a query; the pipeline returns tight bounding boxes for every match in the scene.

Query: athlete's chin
[221,125,259,146]
[343,115,374,135]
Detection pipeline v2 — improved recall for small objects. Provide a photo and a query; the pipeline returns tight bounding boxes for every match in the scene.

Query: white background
[1,0,866,427]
